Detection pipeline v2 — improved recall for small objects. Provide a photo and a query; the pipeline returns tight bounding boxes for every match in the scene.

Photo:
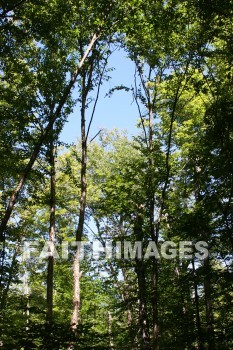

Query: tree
[1,1,233,349]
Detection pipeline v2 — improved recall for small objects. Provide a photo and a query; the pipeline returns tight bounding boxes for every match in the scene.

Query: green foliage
[1,0,233,349]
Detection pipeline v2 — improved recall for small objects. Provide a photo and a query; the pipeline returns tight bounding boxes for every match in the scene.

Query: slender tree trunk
[178,261,195,349]
[134,209,151,350]
[151,257,159,350]
[68,89,86,350]
[223,180,233,251]
[23,267,30,350]
[194,160,215,350]
[135,65,178,350]
[148,103,159,350]
[68,42,106,348]
[151,79,180,350]
[70,77,87,331]
[70,246,82,331]
[108,311,115,350]
[192,259,204,350]
[136,259,151,350]
[203,257,215,350]
[46,130,56,325]
[24,272,30,329]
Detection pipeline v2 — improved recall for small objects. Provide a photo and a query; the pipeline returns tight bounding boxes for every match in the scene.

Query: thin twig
[86,47,112,141]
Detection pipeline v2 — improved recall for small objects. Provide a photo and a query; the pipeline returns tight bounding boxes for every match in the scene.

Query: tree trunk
[135,258,151,350]
[148,103,159,350]
[178,262,195,349]
[203,257,215,350]
[68,40,105,348]
[192,259,204,350]
[108,311,115,350]
[151,257,159,350]
[46,131,56,325]
[70,247,82,330]
[23,267,30,350]
[134,209,151,350]
[70,74,87,331]
[193,159,215,350]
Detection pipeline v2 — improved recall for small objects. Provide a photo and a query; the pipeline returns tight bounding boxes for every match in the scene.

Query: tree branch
[0,32,100,240]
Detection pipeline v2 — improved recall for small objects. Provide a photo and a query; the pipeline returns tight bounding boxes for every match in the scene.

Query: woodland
[0,0,233,349]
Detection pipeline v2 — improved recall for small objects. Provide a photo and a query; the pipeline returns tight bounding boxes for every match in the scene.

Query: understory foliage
[0,0,232,349]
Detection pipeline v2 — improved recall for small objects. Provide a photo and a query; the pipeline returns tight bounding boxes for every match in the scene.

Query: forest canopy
[0,0,233,349]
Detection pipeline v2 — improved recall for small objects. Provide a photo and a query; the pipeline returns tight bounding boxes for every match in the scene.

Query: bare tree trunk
[70,246,82,330]
[192,259,204,350]
[151,257,159,350]
[70,70,87,332]
[108,311,115,350]
[134,208,151,350]
[68,44,108,350]
[46,130,56,325]
[24,271,30,329]
[23,267,30,350]
[148,103,159,350]
[136,259,151,350]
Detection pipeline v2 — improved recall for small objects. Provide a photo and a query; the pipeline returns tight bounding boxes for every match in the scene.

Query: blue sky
[60,48,139,144]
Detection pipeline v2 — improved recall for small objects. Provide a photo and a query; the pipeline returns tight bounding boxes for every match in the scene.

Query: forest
[0,0,233,349]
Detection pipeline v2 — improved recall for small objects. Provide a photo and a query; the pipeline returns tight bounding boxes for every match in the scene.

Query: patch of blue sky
[60,48,139,145]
